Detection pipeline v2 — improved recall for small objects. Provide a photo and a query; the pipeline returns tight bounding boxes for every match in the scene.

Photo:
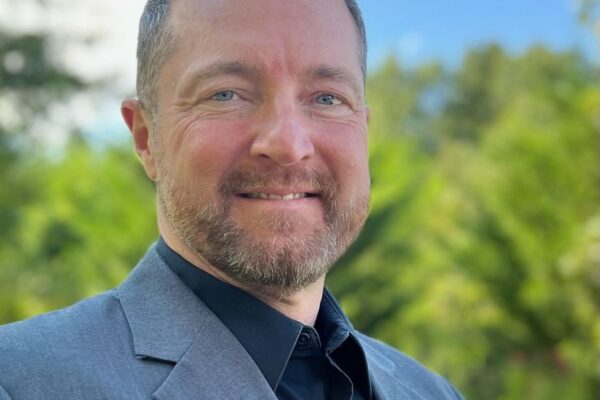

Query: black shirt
[157,238,372,400]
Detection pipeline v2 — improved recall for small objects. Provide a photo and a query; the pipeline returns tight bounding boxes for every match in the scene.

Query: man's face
[149,0,370,296]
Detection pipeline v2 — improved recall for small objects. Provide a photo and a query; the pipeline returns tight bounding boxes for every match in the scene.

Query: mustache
[218,167,337,199]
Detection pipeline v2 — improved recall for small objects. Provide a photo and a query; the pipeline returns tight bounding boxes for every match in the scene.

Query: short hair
[136,0,367,116]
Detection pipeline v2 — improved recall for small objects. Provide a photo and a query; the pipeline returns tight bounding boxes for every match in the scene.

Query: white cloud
[1,0,146,92]
[0,0,147,146]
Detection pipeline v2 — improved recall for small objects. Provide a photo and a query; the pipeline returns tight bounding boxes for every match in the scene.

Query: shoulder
[0,289,124,350]
[0,290,133,395]
[355,332,464,400]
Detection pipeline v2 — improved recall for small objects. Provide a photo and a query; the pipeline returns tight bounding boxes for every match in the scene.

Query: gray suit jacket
[0,245,463,399]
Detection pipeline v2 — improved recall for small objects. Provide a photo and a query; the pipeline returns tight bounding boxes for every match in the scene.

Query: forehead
[167,0,362,79]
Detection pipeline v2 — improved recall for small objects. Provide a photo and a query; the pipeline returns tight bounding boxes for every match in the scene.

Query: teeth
[246,193,308,200]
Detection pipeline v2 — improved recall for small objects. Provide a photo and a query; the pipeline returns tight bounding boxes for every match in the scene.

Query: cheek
[169,118,254,185]
[316,123,370,192]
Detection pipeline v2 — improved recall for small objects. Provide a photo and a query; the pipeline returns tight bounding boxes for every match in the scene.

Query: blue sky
[357,0,598,69]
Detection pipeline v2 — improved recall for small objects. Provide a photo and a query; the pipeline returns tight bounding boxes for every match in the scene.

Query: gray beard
[157,168,369,300]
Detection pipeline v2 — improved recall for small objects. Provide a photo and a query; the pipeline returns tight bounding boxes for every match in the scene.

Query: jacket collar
[118,244,276,400]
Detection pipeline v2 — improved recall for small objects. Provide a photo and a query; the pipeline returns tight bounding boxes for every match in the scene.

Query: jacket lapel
[118,245,276,400]
[153,312,276,400]
[359,334,427,400]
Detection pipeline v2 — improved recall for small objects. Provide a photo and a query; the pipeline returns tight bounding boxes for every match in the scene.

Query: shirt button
[297,332,311,346]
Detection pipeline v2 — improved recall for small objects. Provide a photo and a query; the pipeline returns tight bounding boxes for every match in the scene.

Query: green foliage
[439,44,508,142]
[0,24,598,400]
[331,46,599,399]
[0,28,156,321]
[0,144,157,322]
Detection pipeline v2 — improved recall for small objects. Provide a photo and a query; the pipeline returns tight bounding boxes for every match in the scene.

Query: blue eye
[212,91,236,101]
[315,94,340,106]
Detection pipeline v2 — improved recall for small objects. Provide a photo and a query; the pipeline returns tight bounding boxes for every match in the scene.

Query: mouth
[238,192,319,200]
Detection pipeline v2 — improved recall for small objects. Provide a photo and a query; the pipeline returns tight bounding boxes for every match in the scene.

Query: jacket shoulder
[0,290,123,352]
[355,332,464,400]
[0,290,138,398]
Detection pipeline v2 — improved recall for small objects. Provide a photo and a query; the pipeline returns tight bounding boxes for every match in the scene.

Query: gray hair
[136,0,368,116]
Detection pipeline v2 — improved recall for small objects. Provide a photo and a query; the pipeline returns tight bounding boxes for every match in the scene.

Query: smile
[240,192,317,200]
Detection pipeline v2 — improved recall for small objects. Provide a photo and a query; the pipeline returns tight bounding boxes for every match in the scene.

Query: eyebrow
[304,65,363,97]
[177,62,263,98]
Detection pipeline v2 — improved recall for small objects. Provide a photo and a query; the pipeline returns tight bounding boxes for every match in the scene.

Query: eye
[315,94,341,106]
[211,90,237,101]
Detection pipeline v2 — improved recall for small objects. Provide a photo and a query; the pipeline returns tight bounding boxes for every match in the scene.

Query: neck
[159,219,325,326]
[249,278,325,326]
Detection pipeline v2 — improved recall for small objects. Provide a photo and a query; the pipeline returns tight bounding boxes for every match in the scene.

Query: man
[0,0,463,399]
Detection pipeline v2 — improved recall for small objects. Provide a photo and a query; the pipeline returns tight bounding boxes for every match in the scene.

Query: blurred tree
[0,30,84,151]
[438,44,510,143]
[445,47,599,399]
[0,142,156,322]
[366,55,446,152]
[578,0,600,24]
[0,26,157,322]
[0,28,85,304]
[330,47,599,399]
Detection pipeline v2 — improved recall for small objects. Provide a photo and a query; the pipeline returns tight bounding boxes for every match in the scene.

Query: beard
[157,166,369,299]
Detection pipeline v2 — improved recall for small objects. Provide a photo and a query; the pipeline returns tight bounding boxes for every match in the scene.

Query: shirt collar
[316,289,354,352]
[156,237,358,390]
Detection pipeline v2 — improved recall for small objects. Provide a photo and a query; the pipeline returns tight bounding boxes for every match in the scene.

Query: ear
[121,99,157,181]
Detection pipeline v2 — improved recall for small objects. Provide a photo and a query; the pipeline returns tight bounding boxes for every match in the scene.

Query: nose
[250,103,315,166]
